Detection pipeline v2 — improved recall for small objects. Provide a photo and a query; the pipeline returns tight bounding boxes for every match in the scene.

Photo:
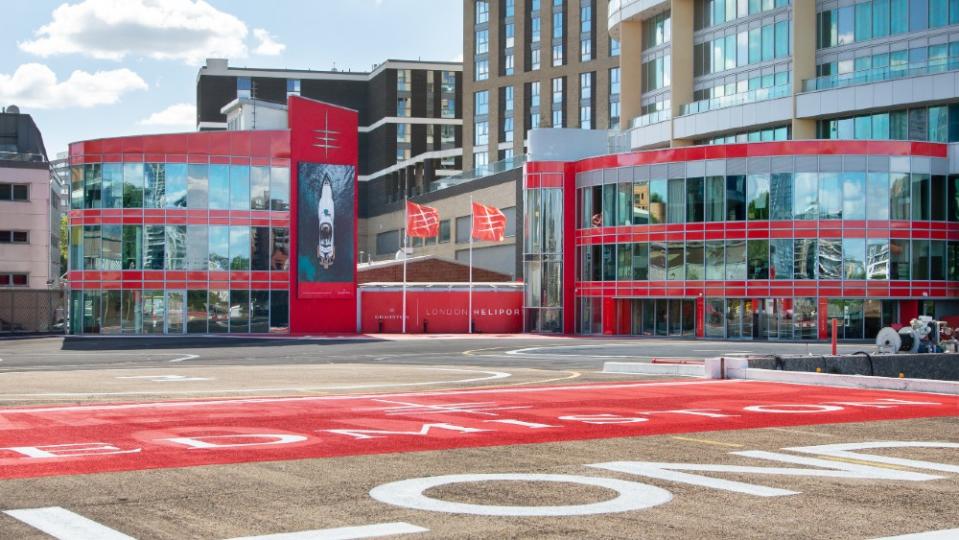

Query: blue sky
[0,0,464,157]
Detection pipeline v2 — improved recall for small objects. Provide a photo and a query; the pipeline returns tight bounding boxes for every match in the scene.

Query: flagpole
[402,194,408,334]
[468,196,473,334]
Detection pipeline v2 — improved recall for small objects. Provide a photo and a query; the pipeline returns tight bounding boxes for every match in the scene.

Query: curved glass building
[524,141,959,339]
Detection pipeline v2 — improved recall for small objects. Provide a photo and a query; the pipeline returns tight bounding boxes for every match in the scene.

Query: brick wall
[358,258,512,283]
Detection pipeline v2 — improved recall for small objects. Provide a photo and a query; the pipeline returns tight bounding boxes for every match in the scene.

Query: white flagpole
[468,196,473,334]
[402,197,408,334]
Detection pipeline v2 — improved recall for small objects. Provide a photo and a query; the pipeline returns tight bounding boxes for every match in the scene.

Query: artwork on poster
[297,162,354,285]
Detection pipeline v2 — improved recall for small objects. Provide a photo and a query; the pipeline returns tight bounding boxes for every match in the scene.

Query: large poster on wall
[297,162,355,296]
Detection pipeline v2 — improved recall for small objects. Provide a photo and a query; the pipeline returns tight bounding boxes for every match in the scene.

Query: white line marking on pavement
[0,368,512,399]
[871,529,959,539]
[226,522,428,540]
[168,354,199,363]
[4,507,135,540]
[0,379,742,414]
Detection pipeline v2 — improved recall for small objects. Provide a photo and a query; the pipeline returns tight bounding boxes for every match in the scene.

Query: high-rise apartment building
[464,0,621,169]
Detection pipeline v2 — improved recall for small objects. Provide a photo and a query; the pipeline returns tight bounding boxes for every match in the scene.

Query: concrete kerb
[704,356,959,395]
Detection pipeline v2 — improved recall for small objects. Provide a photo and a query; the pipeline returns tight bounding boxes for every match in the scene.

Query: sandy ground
[1,416,957,539]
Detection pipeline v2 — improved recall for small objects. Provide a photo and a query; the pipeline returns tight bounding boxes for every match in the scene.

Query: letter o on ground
[369,473,672,516]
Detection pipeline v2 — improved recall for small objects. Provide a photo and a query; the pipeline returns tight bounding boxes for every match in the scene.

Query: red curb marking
[0,380,956,480]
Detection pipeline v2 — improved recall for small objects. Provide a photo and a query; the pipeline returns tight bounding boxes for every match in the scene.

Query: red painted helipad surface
[1,380,956,480]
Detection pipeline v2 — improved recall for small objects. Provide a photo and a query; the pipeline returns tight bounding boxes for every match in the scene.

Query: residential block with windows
[0,109,61,292]
[464,0,621,169]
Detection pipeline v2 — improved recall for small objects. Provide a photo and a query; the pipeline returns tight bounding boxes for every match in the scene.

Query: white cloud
[19,0,254,65]
[253,28,286,56]
[0,63,147,109]
[139,103,196,127]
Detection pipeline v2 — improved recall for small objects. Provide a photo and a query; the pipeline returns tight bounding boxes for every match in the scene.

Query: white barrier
[705,357,959,395]
[603,362,705,377]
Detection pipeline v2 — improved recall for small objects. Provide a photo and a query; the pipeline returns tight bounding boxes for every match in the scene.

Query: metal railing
[630,109,671,128]
[679,84,792,116]
[0,150,48,163]
[427,155,526,193]
[803,59,959,92]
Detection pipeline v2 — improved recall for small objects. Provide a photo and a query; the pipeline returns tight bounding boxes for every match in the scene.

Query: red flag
[406,200,440,238]
[471,201,507,242]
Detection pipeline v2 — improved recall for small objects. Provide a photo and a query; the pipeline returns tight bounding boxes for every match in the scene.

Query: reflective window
[102,164,122,209]
[84,164,101,209]
[705,176,725,222]
[251,227,271,271]
[841,172,866,220]
[667,242,685,280]
[726,176,745,221]
[819,173,842,219]
[144,164,164,209]
[272,228,290,271]
[616,243,632,281]
[633,181,649,225]
[686,177,705,222]
[891,238,910,279]
[602,183,616,226]
[912,173,930,221]
[686,241,705,280]
[187,165,208,209]
[252,291,270,333]
[143,225,165,270]
[187,290,208,333]
[746,174,770,220]
[633,243,649,280]
[795,238,817,279]
[667,179,685,224]
[165,225,187,270]
[617,182,632,226]
[912,238,930,279]
[164,164,187,208]
[209,165,230,209]
[747,240,769,279]
[770,238,793,279]
[725,239,746,280]
[706,241,724,280]
[770,173,792,220]
[649,179,667,224]
[843,238,867,279]
[186,225,208,271]
[229,226,250,270]
[230,166,251,210]
[866,173,890,220]
[891,173,911,220]
[867,239,890,279]
[209,290,230,333]
[602,244,616,281]
[101,225,122,270]
[794,173,818,219]
[229,290,250,333]
[649,242,667,280]
[271,167,291,210]
[819,238,843,279]
[208,226,230,270]
[121,290,141,334]
[271,291,289,332]
[122,225,141,269]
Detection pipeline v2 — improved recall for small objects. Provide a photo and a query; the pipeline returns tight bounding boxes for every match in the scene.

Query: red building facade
[67,97,359,335]
[524,141,959,340]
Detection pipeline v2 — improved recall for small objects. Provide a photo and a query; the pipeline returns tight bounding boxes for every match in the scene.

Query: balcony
[802,59,959,92]
[428,156,525,193]
[680,85,792,116]
[796,61,959,120]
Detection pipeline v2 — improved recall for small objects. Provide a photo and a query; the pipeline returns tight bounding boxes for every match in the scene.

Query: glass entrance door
[165,290,186,334]
[142,291,164,335]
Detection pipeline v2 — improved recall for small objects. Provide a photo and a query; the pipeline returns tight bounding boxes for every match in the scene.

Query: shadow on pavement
[61,336,384,351]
